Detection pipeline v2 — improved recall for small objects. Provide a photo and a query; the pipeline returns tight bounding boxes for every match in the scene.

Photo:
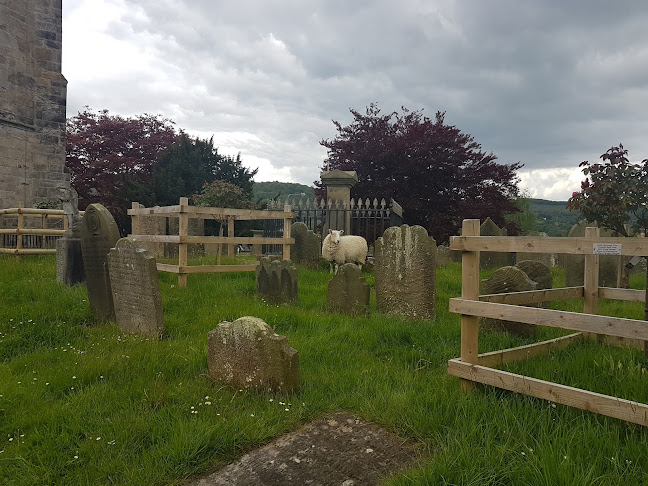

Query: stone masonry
[0,0,69,209]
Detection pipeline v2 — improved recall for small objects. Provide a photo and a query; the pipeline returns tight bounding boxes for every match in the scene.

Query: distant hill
[529,198,579,236]
[253,181,316,204]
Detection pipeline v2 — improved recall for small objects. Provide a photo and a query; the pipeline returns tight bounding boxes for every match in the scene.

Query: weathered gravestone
[563,221,620,287]
[515,259,553,290]
[290,222,320,268]
[515,232,553,267]
[207,316,299,393]
[436,245,451,267]
[480,217,515,269]
[56,186,85,285]
[256,257,298,304]
[375,224,436,320]
[480,266,537,337]
[80,204,121,321]
[327,263,370,315]
[108,238,164,338]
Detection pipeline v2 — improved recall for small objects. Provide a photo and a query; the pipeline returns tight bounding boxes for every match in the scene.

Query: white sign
[593,243,622,255]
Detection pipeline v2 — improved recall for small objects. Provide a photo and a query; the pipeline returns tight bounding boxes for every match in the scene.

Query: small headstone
[480,266,537,337]
[56,237,85,285]
[290,222,321,268]
[436,245,451,267]
[108,238,164,338]
[256,257,298,304]
[563,221,620,287]
[327,263,370,315]
[515,232,553,267]
[515,260,553,290]
[375,224,436,320]
[207,316,299,393]
[80,204,121,321]
[480,217,515,269]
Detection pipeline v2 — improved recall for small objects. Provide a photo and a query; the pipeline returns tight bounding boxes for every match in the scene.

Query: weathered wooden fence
[0,204,83,255]
[129,198,295,287]
[449,219,648,426]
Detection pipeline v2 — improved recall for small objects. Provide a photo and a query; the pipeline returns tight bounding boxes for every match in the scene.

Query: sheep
[322,229,368,274]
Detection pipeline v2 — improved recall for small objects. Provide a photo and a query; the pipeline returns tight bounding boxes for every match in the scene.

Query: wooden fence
[128,197,295,287]
[0,203,82,255]
[449,219,648,426]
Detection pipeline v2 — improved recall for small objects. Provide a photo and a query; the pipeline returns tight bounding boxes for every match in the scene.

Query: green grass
[2,256,648,485]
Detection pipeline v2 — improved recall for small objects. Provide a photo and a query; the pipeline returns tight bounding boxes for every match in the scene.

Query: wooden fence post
[227,216,235,259]
[460,219,481,392]
[17,202,24,254]
[178,197,189,288]
[283,204,292,260]
[583,226,600,339]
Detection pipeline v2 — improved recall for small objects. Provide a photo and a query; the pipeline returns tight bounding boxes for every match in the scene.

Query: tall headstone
[375,224,436,320]
[56,186,84,285]
[481,266,537,337]
[290,222,321,268]
[563,221,620,287]
[108,238,164,338]
[80,204,120,321]
[256,257,298,304]
[207,316,299,393]
[327,263,370,315]
[480,218,514,269]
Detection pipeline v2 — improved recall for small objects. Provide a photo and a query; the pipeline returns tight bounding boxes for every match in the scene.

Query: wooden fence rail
[128,197,295,287]
[448,219,648,426]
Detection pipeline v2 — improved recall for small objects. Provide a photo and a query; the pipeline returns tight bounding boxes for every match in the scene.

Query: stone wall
[0,0,68,209]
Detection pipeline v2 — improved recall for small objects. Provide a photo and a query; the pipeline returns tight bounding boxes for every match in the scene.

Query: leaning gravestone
[515,260,553,290]
[256,257,298,304]
[290,222,320,268]
[375,224,436,320]
[108,238,164,338]
[207,316,299,393]
[327,263,370,315]
[481,266,537,337]
[563,221,620,287]
[480,217,515,269]
[80,204,121,321]
[56,186,85,285]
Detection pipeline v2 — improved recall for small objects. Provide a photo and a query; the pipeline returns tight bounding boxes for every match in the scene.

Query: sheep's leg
[329,263,334,274]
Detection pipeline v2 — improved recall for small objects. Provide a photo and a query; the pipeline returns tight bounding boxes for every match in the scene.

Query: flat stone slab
[190,413,422,486]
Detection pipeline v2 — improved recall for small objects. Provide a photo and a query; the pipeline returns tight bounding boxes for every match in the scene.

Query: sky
[61,0,648,201]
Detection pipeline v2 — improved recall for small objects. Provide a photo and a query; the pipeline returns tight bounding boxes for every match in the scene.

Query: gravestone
[480,217,515,269]
[436,245,451,267]
[327,263,370,315]
[108,238,165,338]
[256,257,298,304]
[80,204,121,321]
[290,222,320,268]
[480,266,537,337]
[375,224,436,320]
[56,186,85,286]
[563,221,620,287]
[515,260,553,290]
[207,316,299,393]
[166,217,205,258]
[137,214,166,258]
[515,232,553,267]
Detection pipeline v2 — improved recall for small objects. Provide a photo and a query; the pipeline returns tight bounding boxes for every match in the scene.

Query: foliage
[506,197,538,235]
[191,180,256,209]
[319,103,522,243]
[252,181,315,204]
[152,133,257,207]
[530,199,580,236]
[66,108,177,232]
[567,144,648,237]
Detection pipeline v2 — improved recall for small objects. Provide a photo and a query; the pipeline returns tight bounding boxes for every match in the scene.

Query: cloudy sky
[62,0,648,201]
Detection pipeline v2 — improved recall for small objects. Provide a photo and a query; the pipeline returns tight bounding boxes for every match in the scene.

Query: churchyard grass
[1,255,648,484]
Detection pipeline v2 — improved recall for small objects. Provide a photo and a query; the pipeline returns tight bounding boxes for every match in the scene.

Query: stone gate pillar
[320,170,358,235]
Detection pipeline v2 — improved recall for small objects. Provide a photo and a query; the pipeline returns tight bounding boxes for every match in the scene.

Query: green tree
[506,196,538,235]
[191,180,256,209]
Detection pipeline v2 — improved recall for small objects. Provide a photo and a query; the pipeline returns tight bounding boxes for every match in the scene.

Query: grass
[1,255,648,485]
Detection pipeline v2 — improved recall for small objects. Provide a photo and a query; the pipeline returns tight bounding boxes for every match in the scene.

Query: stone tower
[0,0,68,209]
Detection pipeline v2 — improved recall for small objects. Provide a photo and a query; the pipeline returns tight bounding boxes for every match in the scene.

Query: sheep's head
[328,229,343,244]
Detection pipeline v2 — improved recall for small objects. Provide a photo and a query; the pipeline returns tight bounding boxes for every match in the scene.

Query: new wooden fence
[449,219,648,426]
[128,197,295,287]
[0,203,83,255]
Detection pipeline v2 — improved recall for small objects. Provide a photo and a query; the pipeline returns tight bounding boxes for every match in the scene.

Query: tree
[152,133,257,206]
[191,180,256,209]
[319,104,522,243]
[66,108,177,232]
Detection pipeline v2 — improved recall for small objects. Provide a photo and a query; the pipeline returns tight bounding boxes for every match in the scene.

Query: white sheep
[322,229,368,274]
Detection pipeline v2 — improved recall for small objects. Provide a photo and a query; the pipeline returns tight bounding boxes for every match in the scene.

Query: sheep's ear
[328,229,332,234]
[340,230,344,235]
